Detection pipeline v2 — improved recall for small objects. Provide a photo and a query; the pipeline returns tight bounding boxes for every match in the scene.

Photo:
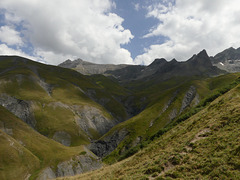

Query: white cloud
[0,26,23,46]
[0,0,134,65]
[0,44,37,60]
[133,3,140,11]
[135,0,240,65]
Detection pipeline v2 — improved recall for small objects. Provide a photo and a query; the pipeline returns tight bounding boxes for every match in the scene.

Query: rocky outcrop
[211,47,240,73]
[37,167,56,180]
[180,86,197,113]
[0,94,36,127]
[162,91,179,113]
[37,154,102,179]
[59,58,128,75]
[169,108,178,120]
[56,155,102,177]
[73,105,115,137]
[88,128,128,157]
[53,131,71,146]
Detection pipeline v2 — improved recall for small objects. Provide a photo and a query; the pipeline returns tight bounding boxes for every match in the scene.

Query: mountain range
[0,47,240,179]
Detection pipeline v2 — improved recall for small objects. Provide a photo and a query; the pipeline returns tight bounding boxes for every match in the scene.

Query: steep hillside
[0,105,101,180]
[0,56,130,146]
[0,53,236,180]
[88,73,240,163]
[59,79,240,180]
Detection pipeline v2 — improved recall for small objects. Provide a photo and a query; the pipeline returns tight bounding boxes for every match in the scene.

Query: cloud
[0,44,38,60]
[133,3,140,11]
[135,0,240,65]
[0,0,134,65]
[0,26,23,46]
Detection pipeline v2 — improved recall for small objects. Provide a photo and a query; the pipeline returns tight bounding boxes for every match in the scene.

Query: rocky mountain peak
[188,49,212,67]
[148,58,167,67]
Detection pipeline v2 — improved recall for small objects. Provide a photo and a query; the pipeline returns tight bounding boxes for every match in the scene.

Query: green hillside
[60,78,240,180]
[0,105,88,180]
[0,55,239,180]
[95,73,240,164]
[0,56,129,146]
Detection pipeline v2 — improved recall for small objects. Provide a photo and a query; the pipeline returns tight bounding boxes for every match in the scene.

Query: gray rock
[73,105,115,137]
[37,153,102,179]
[162,90,179,113]
[169,108,178,120]
[53,131,71,146]
[88,128,128,157]
[180,86,196,114]
[0,94,36,127]
[56,155,102,177]
[37,167,56,180]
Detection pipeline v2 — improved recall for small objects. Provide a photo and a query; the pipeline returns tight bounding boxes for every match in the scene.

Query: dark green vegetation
[61,78,240,180]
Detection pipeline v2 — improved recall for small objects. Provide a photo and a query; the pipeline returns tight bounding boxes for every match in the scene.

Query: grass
[0,56,118,146]
[0,106,88,180]
[58,83,240,180]
[100,74,240,164]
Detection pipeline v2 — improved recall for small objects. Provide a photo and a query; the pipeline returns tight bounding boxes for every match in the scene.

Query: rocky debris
[37,154,102,179]
[192,93,200,106]
[131,136,142,148]
[38,78,53,96]
[162,90,179,113]
[180,86,197,114]
[53,131,71,146]
[213,60,240,73]
[56,155,102,177]
[0,94,36,127]
[37,167,56,180]
[73,105,115,137]
[190,128,211,144]
[169,108,178,120]
[88,128,128,157]
[211,47,240,73]
[46,102,116,141]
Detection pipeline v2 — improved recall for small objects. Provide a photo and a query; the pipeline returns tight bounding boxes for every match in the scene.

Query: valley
[0,48,240,179]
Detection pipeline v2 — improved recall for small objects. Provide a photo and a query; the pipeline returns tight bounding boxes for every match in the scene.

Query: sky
[0,0,240,65]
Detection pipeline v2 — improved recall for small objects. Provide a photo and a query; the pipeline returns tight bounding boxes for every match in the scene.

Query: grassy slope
[0,56,128,144]
[101,73,240,163]
[0,106,87,180]
[60,81,240,180]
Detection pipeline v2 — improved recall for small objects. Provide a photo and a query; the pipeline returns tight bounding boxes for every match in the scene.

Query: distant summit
[59,58,129,75]
[211,47,240,72]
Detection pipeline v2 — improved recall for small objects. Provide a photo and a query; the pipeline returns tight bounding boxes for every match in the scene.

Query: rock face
[37,154,102,179]
[56,155,102,177]
[37,167,56,180]
[180,86,197,113]
[211,47,240,73]
[73,105,116,137]
[88,128,128,157]
[53,131,71,146]
[0,94,36,127]
[105,50,224,82]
